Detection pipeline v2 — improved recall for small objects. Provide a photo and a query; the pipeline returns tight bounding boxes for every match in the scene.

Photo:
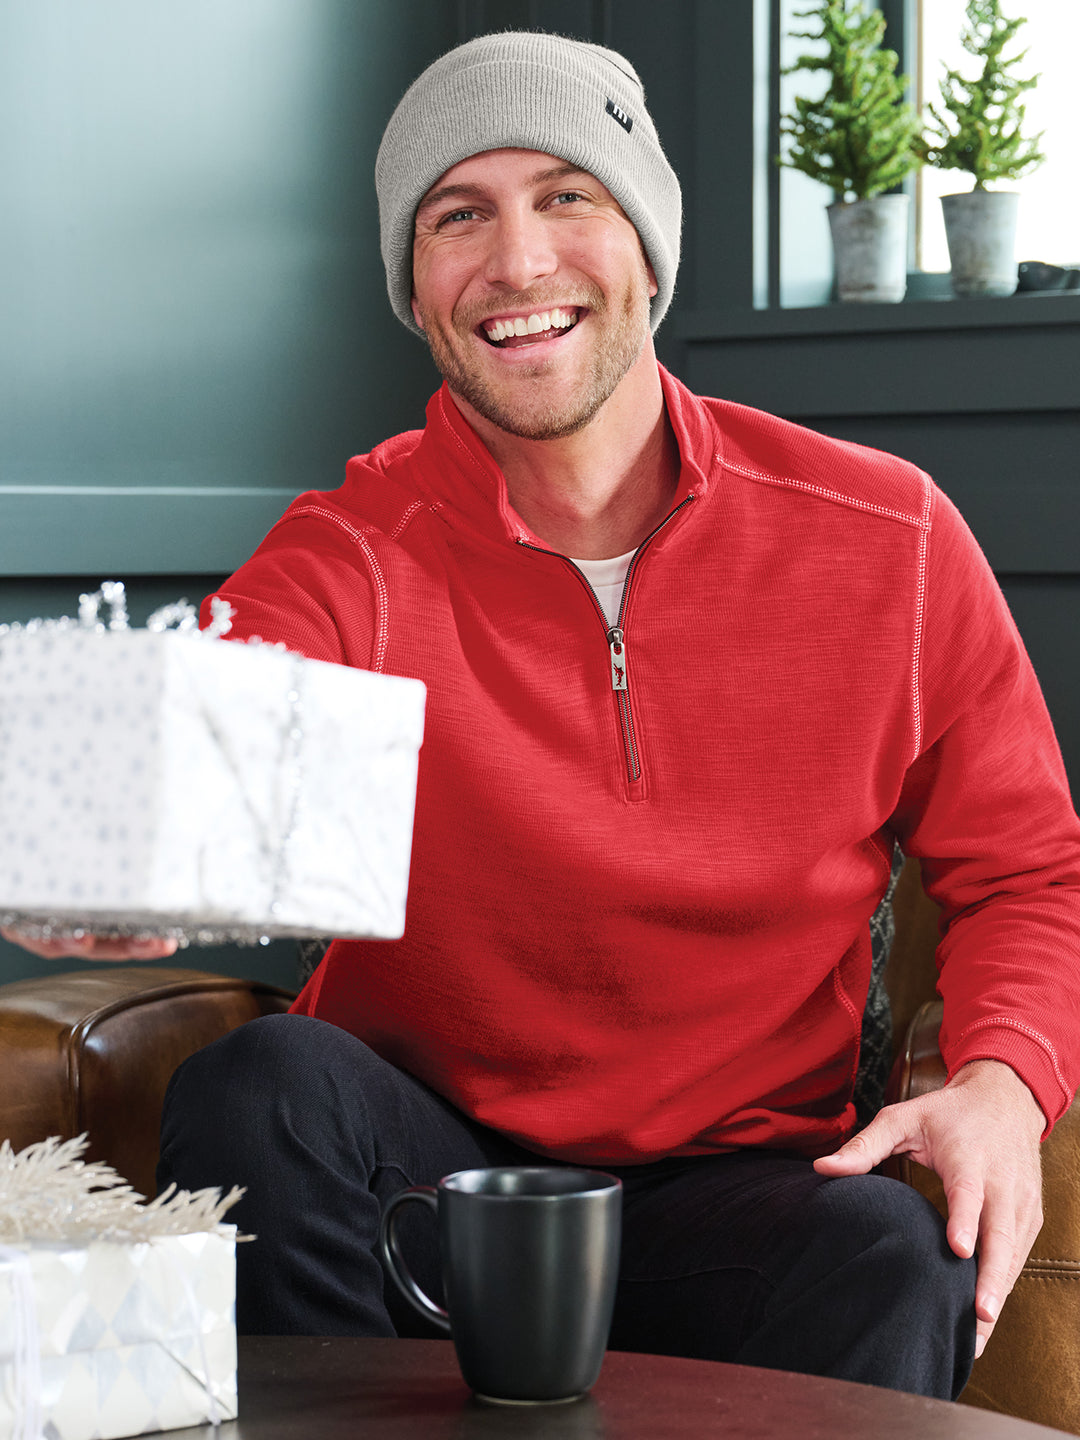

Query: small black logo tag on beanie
[605,98,633,133]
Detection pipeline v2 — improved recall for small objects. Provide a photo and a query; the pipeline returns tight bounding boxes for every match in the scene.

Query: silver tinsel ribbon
[0,584,234,642]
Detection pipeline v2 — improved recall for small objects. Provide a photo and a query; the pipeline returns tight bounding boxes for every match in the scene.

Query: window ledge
[673,290,1080,343]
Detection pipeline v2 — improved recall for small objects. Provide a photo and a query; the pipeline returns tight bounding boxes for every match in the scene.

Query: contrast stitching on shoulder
[910,475,932,764]
[390,499,428,539]
[723,456,933,762]
[722,459,932,530]
[270,504,389,673]
[953,1015,1072,1109]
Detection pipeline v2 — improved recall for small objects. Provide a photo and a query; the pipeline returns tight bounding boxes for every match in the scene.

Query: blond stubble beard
[416,260,653,442]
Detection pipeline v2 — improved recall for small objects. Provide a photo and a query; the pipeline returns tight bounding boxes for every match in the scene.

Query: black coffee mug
[379,1166,622,1404]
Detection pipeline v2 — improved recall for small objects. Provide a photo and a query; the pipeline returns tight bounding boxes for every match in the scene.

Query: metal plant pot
[941,190,1019,298]
[827,194,910,303]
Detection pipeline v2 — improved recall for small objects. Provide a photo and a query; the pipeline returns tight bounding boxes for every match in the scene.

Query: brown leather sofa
[0,966,294,1200]
[0,861,1077,1433]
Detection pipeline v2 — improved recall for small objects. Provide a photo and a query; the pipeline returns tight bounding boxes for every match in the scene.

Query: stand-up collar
[409,366,717,548]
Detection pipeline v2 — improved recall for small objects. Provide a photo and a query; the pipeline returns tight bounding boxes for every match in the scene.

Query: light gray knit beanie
[376,31,682,336]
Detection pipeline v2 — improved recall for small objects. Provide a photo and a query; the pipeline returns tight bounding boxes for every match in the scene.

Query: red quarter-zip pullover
[205,367,1080,1159]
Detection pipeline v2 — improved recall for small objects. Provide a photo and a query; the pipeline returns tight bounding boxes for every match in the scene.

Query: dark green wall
[3,0,1077,987]
[2,0,450,580]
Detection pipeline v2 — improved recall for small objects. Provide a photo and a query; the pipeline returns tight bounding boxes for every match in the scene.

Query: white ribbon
[0,1244,43,1440]
[161,1242,222,1427]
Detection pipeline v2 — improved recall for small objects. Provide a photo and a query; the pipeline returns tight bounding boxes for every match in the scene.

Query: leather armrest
[0,967,295,1199]
[886,997,1080,1433]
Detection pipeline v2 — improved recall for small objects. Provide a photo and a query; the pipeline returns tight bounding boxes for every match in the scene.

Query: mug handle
[378,1186,452,1335]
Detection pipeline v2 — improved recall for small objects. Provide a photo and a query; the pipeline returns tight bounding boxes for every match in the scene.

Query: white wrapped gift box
[0,611,425,941]
[0,1231,237,1440]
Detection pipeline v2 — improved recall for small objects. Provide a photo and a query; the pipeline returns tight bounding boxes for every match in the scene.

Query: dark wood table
[167,1336,1070,1438]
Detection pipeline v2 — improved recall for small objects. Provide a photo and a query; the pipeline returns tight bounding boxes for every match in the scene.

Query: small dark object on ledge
[1016,260,1080,292]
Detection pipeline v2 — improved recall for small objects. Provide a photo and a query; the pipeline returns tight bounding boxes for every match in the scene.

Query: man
[16,31,1080,1398]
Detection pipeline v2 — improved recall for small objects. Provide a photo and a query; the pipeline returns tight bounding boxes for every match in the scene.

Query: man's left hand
[814,1059,1045,1359]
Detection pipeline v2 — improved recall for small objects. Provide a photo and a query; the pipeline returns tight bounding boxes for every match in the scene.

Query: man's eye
[551,191,586,206]
[441,208,478,226]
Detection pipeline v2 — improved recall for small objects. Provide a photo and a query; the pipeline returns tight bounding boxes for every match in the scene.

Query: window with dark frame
[916,0,1079,276]
[762,0,1078,310]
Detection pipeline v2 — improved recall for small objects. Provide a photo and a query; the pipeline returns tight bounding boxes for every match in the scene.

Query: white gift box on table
[0,1136,242,1440]
[0,1231,237,1440]
[0,610,426,941]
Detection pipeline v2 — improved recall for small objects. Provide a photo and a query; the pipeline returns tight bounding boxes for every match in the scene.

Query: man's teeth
[484,308,578,344]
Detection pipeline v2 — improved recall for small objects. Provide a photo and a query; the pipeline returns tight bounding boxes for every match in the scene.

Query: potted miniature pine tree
[779,0,921,302]
[919,0,1044,297]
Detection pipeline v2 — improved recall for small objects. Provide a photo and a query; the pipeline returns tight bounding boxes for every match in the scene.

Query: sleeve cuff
[944,1019,1074,1138]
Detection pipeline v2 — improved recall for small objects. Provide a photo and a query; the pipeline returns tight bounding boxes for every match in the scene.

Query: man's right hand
[1,927,178,962]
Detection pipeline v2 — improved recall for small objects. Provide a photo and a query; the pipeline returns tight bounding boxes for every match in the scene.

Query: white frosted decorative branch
[0,1136,245,1244]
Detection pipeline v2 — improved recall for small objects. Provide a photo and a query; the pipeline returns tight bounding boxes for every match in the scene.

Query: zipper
[607,624,641,781]
[518,493,696,786]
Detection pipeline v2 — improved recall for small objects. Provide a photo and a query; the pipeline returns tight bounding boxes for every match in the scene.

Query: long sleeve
[891,484,1080,1129]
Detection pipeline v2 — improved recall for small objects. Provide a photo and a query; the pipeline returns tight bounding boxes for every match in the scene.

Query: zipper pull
[608,627,628,691]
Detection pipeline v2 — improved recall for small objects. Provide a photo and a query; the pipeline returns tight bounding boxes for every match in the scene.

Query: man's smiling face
[410,148,657,442]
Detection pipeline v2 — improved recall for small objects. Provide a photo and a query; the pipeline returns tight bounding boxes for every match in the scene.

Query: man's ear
[645,260,658,300]
[410,293,425,330]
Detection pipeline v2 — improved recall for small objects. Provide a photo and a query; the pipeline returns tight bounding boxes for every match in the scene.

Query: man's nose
[482,210,557,292]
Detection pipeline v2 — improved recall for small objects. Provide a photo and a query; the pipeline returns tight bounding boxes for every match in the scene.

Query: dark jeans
[158,1013,976,1399]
